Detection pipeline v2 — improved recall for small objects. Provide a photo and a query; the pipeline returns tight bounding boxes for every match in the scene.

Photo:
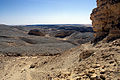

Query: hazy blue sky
[0,0,96,25]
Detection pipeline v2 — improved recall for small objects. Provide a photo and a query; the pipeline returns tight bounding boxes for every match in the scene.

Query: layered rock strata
[91,0,120,43]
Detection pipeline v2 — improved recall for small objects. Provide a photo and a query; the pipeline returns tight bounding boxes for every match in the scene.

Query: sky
[0,0,96,25]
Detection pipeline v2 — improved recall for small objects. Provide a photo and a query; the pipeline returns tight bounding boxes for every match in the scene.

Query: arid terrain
[0,39,120,80]
[0,0,120,80]
[0,24,94,80]
[0,24,93,56]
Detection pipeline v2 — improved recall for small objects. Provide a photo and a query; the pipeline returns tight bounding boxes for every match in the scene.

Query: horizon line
[0,23,92,26]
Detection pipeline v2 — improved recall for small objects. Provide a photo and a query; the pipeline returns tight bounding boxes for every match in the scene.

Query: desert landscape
[0,0,120,80]
[0,24,93,56]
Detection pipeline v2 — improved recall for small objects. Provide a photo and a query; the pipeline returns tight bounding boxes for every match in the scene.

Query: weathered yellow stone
[91,0,120,43]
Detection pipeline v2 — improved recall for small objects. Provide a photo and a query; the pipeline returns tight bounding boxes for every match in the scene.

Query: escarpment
[91,0,120,43]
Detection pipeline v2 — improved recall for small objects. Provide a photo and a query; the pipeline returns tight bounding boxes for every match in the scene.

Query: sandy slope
[0,39,120,80]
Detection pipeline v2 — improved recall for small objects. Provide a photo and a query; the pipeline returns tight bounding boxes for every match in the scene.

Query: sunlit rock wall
[91,0,120,43]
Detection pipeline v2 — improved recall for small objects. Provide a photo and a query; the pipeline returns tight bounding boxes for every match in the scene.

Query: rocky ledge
[91,0,120,44]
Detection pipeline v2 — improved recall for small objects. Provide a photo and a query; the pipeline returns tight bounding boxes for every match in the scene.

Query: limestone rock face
[91,0,120,43]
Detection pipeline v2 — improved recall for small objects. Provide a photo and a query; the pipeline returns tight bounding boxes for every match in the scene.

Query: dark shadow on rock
[28,29,45,36]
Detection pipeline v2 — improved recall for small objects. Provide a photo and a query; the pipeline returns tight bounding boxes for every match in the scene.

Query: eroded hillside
[0,39,120,80]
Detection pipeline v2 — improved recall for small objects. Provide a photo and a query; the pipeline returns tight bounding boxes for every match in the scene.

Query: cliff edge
[91,0,120,44]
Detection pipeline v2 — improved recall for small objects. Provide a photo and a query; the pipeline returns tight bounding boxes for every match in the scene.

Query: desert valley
[0,0,120,80]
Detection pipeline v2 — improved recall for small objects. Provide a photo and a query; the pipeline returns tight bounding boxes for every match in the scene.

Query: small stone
[100,69,106,74]
[78,72,85,76]
[83,75,88,78]
[92,64,101,68]
[91,73,97,78]
[88,69,95,73]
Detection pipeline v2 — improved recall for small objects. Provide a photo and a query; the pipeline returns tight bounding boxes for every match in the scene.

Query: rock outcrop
[54,30,74,38]
[28,29,45,36]
[91,0,120,43]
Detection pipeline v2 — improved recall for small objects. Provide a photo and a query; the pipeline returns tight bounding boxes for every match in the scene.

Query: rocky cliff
[91,0,120,43]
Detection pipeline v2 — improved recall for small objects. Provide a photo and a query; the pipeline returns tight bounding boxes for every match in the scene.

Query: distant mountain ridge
[24,24,93,32]
[25,24,92,27]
